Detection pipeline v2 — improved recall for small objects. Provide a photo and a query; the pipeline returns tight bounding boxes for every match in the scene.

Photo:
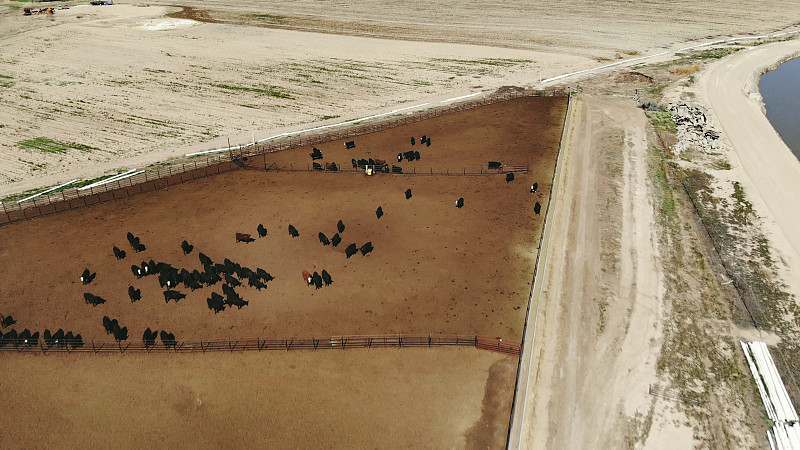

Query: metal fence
[0,87,566,227]
[0,334,521,356]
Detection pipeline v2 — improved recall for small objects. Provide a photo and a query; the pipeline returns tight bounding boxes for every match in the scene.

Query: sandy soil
[0,97,564,344]
[0,348,516,449]
[1,0,799,198]
[698,39,800,303]
[520,96,672,447]
[0,4,586,198]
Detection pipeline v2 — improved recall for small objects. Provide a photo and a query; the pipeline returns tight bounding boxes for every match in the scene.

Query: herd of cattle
[0,315,84,349]
[1,132,548,350]
[308,134,433,174]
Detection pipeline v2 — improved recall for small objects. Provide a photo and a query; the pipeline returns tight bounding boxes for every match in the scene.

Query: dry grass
[670,64,701,76]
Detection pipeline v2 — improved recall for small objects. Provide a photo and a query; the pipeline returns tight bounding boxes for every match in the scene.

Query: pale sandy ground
[1,0,799,197]
[521,96,681,448]
[698,39,800,305]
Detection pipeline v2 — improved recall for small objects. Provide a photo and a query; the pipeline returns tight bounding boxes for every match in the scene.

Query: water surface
[759,57,800,159]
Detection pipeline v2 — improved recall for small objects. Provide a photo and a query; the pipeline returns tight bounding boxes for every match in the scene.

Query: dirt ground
[0,348,516,449]
[0,97,565,343]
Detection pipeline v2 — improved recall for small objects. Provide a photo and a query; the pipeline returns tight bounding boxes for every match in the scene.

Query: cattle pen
[0,334,521,356]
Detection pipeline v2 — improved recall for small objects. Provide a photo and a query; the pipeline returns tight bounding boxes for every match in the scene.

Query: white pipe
[90,170,144,189]
[16,179,78,203]
[441,92,481,103]
[78,169,138,191]
[742,341,776,421]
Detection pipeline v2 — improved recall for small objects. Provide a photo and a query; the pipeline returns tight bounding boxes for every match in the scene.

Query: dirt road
[520,96,678,447]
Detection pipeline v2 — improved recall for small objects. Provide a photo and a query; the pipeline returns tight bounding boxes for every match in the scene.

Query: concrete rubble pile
[669,102,724,155]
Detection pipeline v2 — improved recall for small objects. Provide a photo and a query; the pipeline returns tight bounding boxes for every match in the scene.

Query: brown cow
[236,233,255,243]
[302,270,312,285]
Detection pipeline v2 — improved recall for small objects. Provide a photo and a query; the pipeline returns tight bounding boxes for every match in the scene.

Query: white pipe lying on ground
[78,169,139,191]
[741,341,800,450]
[441,92,482,103]
[82,170,144,190]
[16,179,78,204]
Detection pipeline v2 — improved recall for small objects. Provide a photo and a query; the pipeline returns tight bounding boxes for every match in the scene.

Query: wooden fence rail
[0,334,520,356]
[0,88,565,227]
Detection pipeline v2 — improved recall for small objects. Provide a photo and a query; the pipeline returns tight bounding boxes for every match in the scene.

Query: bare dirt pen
[0,96,565,343]
[0,96,562,448]
[0,348,517,449]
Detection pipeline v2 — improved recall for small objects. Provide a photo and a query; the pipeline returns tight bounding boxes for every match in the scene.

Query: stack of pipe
[741,341,800,450]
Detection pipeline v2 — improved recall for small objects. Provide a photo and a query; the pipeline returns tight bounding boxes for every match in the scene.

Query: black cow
[319,232,330,246]
[456,197,464,208]
[143,328,158,348]
[160,330,177,349]
[313,162,323,171]
[352,158,358,168]
[27,330,41,347]
[84,293,106,307]
[289,224,299,237]
[257,268,274,283]
[405,188,412,199]
[321,269,333,286]
[345,243,358,258]
[376,206,384,219]
[312,271,322,290]
[198,252,213,266]
[43,329,54,347]
[81,268,96,285]
[257,224,268,237]
[310,147,323,160]
[403,150,416,161]
[131,264,143,278]
[4,329,18,348]
[51,329,66,348]
[506,172,515,183]
[1,315,16,328]
[426,138,431,147]
[225,273,242,288]
[392,165,403,174]
[360,242,374,256]
[102,316,118,335]
[421,135,427,143]
[18,329,31,346]
[181,240,194,255]
[530,182,538,193]
[112,324,128,342]
[127,232,146,253]
[113,245,126,260]
[488,161,503,170]
[397,153,403,162]
[411,136,416,146]
[331,233,342,247]
[345,140,356,149]
[62,331,73,348]
[248,276,267,290]
[70,333,83,349]
[163,290,187,303]
[128,286,142,303]
[414,151,421,160]
[337,220,345,233]
[207,292,226,313]
[534,201,542,215]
